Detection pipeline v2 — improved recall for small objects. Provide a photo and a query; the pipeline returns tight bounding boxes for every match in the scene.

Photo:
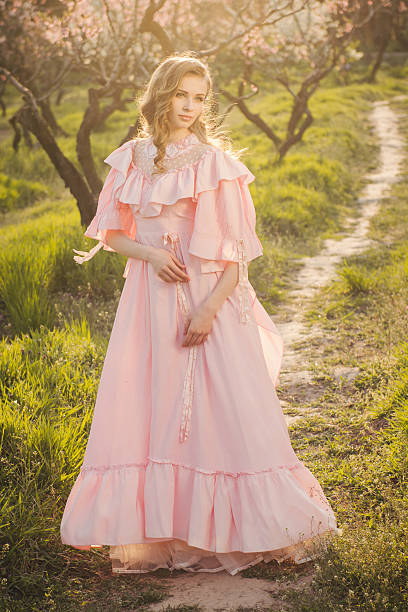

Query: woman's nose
[183,97,193,110]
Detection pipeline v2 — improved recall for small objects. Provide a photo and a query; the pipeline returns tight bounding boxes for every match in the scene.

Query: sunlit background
[1,1,408,610]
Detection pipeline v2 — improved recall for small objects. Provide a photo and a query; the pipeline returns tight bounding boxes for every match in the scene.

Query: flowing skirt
[61,215,339,574]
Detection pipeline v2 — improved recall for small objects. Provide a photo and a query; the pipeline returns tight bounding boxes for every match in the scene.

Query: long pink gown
[60,131,339,575]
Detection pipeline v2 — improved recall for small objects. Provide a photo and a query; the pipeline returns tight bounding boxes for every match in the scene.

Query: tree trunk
[278,84,314,160]
[10,111,34,150]
[18,104,96,225]
[366,34,390,83]
[76,89,104,196]
[77,88,130,196]
[39,97,68,136]
[279,111,313,160]
[120,114,142,146]
[0,83,6,117]
[220,88,281,150]
[56,88,66,106]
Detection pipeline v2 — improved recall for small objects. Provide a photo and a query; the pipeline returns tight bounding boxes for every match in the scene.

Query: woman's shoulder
[194,142,255,189]
[103,137,152,172]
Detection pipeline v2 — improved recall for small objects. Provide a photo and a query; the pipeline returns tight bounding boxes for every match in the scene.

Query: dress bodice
[73,130,263,303]
[130,134,201,224]
[113,132,212,220]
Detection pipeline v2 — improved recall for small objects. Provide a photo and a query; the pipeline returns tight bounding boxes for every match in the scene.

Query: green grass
[0,201,127,336]
[0,173,47,213]
[1,68,408,610]
[256,95,408,611]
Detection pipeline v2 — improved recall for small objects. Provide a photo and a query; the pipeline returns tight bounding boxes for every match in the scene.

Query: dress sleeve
[73,141,136,265]
[189,148,263,323]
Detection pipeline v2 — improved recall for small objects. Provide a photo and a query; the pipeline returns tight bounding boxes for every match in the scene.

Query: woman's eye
[175,92,204,101]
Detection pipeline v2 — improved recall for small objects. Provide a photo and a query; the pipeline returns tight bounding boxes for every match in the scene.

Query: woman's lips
[179,115,193,120]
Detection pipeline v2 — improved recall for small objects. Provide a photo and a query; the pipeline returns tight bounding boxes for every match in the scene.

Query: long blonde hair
[136,52,238,174]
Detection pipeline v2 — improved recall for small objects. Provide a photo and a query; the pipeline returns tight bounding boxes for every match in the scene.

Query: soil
[142,98,405,612]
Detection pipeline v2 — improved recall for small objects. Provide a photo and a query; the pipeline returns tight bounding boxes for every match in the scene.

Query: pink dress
[61,131,339,575]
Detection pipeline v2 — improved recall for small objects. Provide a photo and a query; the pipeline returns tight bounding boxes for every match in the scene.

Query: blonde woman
[61,53,339,575]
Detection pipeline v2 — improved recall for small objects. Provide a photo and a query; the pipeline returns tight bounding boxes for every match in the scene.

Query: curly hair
[135,52,239,174]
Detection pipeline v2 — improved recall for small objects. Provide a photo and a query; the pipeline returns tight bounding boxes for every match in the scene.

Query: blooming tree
[1,0,400,220]
[216,0,401,159]
[2,0,308,222]
[0,0,71,138]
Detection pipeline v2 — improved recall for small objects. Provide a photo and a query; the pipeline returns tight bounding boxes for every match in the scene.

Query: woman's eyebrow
[177,88,206,96]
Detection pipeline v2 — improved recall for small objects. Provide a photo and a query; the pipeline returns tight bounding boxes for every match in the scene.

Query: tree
[1,0,311,223]
[0,0,71,137]
[213,0,395,160]
[355,0,408,83]
[1,0,168,223]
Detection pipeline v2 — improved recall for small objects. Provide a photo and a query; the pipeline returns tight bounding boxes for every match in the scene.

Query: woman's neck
[167,128,192,144]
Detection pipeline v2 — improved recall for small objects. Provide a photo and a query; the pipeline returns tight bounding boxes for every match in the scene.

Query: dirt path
[276,98,405,424]
[144,99,405,612]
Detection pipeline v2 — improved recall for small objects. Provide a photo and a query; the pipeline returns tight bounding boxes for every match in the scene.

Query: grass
[0,201,126,337]
[0,67,408,610]
[243,95,408,611]
[0,173,47,213]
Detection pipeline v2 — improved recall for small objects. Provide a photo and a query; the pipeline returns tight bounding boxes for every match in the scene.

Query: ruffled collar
[146,132,200,159]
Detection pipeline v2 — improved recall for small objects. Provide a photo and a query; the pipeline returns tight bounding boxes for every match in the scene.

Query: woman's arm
[202,262,239,314]
[105,229,154,262]
[182,262,239,347]
[105,230,190,282]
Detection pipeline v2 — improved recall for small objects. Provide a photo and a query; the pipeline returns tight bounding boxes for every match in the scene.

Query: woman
[61,53,339,575]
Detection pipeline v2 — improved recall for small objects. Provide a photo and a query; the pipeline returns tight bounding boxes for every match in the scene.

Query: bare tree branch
[139,0,174,54]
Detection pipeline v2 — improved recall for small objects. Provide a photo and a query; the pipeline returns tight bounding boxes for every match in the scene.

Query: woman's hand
[182,304,216,347]
[148,247,190,283]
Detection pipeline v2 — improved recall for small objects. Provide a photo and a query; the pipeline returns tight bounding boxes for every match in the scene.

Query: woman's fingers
[183,332,197,347]
[194,333,208,345]
[190,332,201,346]
[182,330,209,347]
[168,261,190,281]
[159,270,176,282]
[159,264,189,282]
[193,334,206,345]
[169,256,190,281]
[170,254,187,270]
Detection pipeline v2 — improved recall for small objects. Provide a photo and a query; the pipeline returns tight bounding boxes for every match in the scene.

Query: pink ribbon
[163,231,198,443]
[73,241,104,264]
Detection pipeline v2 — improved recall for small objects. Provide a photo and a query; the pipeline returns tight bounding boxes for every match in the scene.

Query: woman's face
[167,73,208,133]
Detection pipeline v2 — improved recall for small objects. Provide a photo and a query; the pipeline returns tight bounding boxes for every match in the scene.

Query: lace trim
[146,132,199,158]
[237,239,250,324]
[109,531,337,574]
[132,140,212,181]
[80,457,304,477]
